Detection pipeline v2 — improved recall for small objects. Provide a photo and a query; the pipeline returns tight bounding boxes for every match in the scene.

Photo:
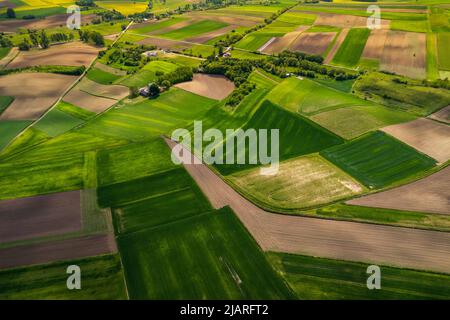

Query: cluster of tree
[0,33,12,48]
[22,14,36,20]
[102,44,155,69]
[96,9,126,22]
[78,30,105,46]
[156,66,193,87]
[18,29,50,51]
[75,0,97,7]
[0,65,85,76]
[200,57,254,86]
[225,81,256,107]
[50,32,74,43]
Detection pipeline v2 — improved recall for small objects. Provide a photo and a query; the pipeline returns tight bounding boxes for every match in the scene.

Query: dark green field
[321,131,436,189]
[0,254,127,300]
[119,207,295,299]
[86,68,122,85]
[0,96,13,115]
[269,253,450,300]
[332,28,371,67]
[0,120,30,151]
[33,108,85,137]
[216,100,344,175]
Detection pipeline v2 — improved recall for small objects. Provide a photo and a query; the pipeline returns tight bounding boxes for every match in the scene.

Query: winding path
[165,138,450,274]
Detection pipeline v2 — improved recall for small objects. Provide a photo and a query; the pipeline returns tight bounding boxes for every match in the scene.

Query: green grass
[0,47,11,60]
[0,96,14,115]
[354,72,450,116]
[131,17,187,34]
[235,32,283,51]
[437,33,450,71]
[0,126,49,159]
[430,7,450,32]
[97,138,176,186]
[160,53,203,68]
[320,131,436,189]
[390,19,429,33]
[331,28,370,67]
[161,20,228,40]
[119,60,179,88]
[0,120,31,151]
[313,78,355,93]
[317,204,450,232]
[0,254,127,300]
[1,6,66,19]
[269,252,450,299]
[426,33,440,80]
[56,101,96,121]
[33,108,85,137]
[215,100,344,175]
[119,207,295,299]
[277,12,316,25]
[86,68,122,85]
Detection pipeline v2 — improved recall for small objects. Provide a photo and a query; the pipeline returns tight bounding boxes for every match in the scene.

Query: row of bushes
[0,65,86,76]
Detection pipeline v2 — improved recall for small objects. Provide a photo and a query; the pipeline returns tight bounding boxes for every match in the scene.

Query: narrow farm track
[165,138,450,274]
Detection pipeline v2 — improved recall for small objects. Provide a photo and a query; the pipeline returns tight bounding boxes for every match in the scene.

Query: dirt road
[165,138,450,274]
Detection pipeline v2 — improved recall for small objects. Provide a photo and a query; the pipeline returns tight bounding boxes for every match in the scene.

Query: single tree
[148,83,160,97]
[39,30,49,49]
[6,8,16,19]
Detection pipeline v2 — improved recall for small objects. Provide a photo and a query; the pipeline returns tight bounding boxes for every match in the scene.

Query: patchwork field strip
[308,12,390,29]
[261,26,310,55]
[348,166,450,215]
[290,32,336,55]
[324,28,349,64]
[166,138,450,274]
[0,14,97,33]
[428,105,450,124]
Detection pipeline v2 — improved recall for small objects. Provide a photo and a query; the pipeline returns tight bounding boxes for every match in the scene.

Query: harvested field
[0,73,77,120]
[137,36,193,51]
[380,31,426,79]
[381,118,450,164]
[362,29,389,60]
[166,138,450,274]
[290,32,336,55]
[0,191,81,244]
[76,78,129,100]
[262,26,309,55]
[0,234,117,270]
[7,42,100,69]
[0,14,96,33]
[429,105,450,124]
[63,88,118,113]
[184,12,262,27]
[174,74,235,100]
[313,12,390,29]
[186,25,236,43]
[325,28,349,63]
[348,166,450,215]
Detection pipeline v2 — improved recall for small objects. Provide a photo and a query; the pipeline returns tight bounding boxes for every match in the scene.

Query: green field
[215,100,344,175]
[332,28,370,67]
[426,33,440,80]
[0,6,66,19]
[161,20,228,40]
[33,108,85,137]
[0,96,13,115]
[119,207,295,299]
[269,253,450,299]
[56,101,96,121]
[0,120,31,151]
[119,60,179,88]
[321,131,436,189]
[0,254,127,300]
[131,17,187,34]
[86,68,123,85]
[390,19,429,33]
[0,47,11,60]
[236,32,283,51]
[228,154,364,210]
[437,33,450,70]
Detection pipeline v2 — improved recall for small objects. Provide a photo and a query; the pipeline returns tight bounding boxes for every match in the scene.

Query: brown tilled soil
[312,12,390,29]
[262,26,309,55]
[348,166,450,215]
[362,29,389,60]
[6,42,100,69]
[186,25,236,44]
[0,14,97,33]
[0,191,81,244]
[381,118,450,164]
[0,234,117,270]
[324,28,349,63]
[165,138,450,274]
[184,12,263,26]
[137,36,193,51]
[380,31,426,79]
[77,78,129,100]
[0,73,77,120]
[428,105,450,124]
[174,74,235,100]
[290,32,336,55]
[63,88,118,113]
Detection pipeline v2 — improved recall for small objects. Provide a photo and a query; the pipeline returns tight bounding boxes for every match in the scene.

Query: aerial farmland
[0,0,449,306]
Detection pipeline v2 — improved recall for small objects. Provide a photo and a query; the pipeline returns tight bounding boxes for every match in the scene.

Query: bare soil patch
[0,14,97,33]
[0,234,117,270]
[348,166,450,215]
[290,32,336,55]
[324,28,349,63]
[187,25,236,43]
[64,88,118,113]
[0,191,81,244]
[262,26,309,55]
[313,12,390,29]
[137,36,193,51]
[165,138,450,274]
[362,29,389,60]
[0,73,77,120]
[380,31,426,79]
[382,118,450,163]
[7,42,100,69]
[174,73,235,100]
[428,105,450,124]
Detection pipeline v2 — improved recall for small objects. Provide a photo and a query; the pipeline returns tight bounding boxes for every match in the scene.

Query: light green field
[130,17,187,35]
[87,68,123,85]
[119,60,179,88]
[277,12,316,25]
[33,107,85,137]
[332,28,370,67]
[426,33,440,80]
[0,254,127,300]
[236,32,283,51]
[437,33,450,70]
[160,53,203,68]
[390,19,429,33]
[56,101,96,121]
[228,154,364,210]
[310,105,416,139]
[161,20,228,40]
[269,253,450,300]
